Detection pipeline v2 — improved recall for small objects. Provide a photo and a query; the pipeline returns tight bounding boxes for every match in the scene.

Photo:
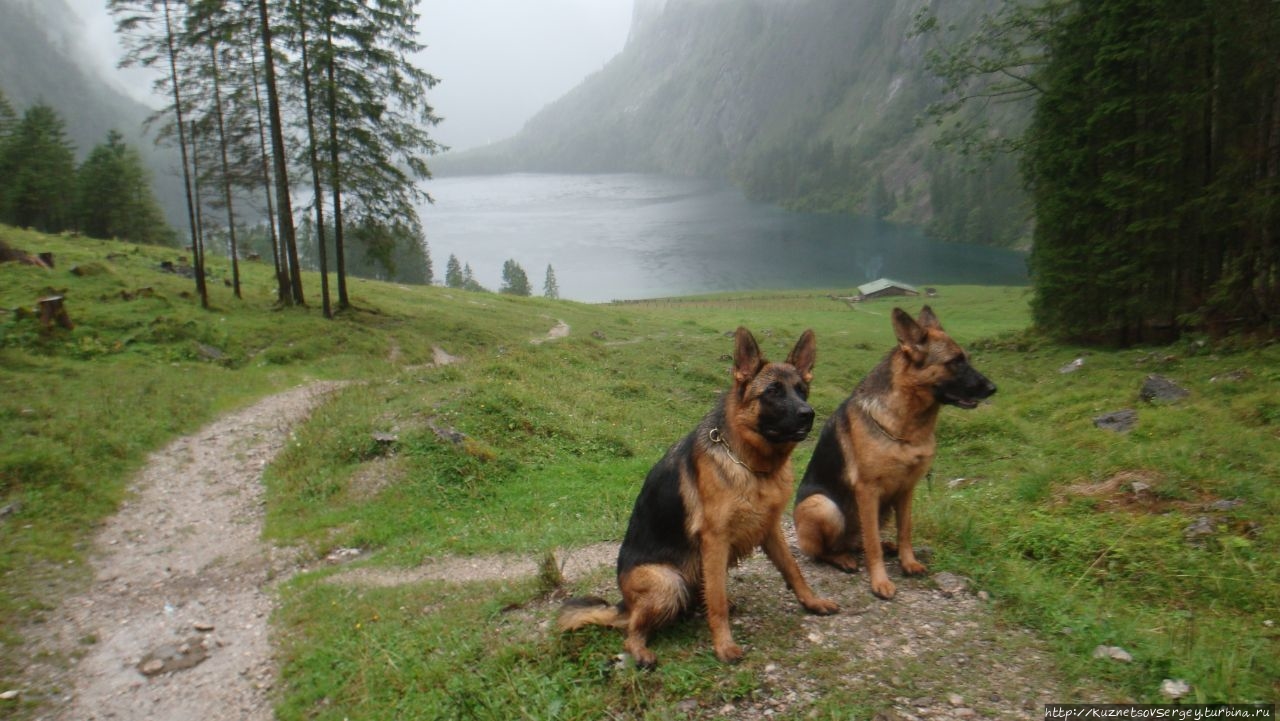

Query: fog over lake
[421,173,1027,303]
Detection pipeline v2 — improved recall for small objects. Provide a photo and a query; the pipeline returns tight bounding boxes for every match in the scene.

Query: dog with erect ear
[794,306,996,599]
[559,328,838,668]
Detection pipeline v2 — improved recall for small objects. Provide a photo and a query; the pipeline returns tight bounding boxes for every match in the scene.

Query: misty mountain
[440,0,1028,248]
[0,0,185,226]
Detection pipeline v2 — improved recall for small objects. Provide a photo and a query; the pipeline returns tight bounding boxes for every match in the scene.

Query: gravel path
[29,382,343,721]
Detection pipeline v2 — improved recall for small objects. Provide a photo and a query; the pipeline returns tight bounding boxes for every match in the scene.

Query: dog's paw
[824,553,860,573]
[900,559,928,576]
[803,596,840,615]
[714,641,745,664]
[624,640,658,669]
[870,577,897,599]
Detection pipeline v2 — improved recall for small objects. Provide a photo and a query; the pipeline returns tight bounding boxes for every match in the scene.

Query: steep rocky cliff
[445,0,1029,248]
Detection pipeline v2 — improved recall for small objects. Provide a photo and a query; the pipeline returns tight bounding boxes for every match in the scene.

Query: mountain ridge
[438,0,1028,248]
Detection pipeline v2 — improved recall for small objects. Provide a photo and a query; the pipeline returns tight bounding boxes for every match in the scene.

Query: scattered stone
[955,708,976,718]
[1262,619,1274,628]
[977,590,990,602]
[1183,516,1216,541]
[428,418,466,445]
[371,432,398,444]
[1160,679,1191,699]
[807,631,824,644]
[1206,498,1243,512]
[933,572,970,598]
[197,343,225,361]
[0,690,19,701]
[1059,358,1085,374]
[1094,409,1138,433]
[1210,369,1251,383]
[1092,645,1133,663]
[137,635,210,676]
[1140,375,1189,403]
[193,621,215,632]
[1130,481,1151,495]
[948,693,964,706]
[326,547,362,563]
[591,330,606,340]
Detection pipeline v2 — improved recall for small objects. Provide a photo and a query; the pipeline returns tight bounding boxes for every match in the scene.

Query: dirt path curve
[32,382,343,721]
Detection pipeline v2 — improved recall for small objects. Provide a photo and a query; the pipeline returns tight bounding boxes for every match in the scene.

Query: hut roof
[856,278,919,296]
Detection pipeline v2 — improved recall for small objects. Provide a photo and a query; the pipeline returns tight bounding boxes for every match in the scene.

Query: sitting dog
[559,327,838,667]
[794,307,996,599]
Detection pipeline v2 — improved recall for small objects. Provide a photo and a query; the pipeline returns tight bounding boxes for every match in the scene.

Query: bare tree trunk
[208,42,241,299]
[161,0,207,309]
[257,0,304,305]
[296,1,332,318]
[189,119,208,303]
[246,34,285,303]
[325,21,349,309]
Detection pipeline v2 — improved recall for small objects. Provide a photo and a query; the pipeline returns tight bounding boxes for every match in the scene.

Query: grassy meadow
[1,227,1276,718]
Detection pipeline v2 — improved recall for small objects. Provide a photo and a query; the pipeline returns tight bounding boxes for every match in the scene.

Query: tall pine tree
[73,130,172,244]
[0,103,76,233]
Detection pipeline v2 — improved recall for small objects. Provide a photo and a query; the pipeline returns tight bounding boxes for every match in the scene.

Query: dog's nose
[984,380,997,397]
[798,404,815,425]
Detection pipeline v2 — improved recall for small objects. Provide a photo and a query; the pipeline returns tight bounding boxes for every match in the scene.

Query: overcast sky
[62,0,634,151]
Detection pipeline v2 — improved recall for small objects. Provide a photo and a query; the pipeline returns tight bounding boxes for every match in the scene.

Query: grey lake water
[420,173,1027,303]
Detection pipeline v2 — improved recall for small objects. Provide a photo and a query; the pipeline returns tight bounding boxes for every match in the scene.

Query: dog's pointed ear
[786,329,816,383]
[892,308,928,362]
[733,326,765,384]
[917,305,943,331]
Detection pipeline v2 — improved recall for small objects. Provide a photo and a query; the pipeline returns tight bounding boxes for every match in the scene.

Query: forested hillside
[440,0,1029,249]
[0,0,185,225]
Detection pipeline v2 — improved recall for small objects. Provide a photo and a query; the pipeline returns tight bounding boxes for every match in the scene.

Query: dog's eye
[947,355,967,369]
[796,384,809,400]
[765,382,783,397]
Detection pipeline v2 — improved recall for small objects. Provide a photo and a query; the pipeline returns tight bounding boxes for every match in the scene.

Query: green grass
[2,226,1277,718]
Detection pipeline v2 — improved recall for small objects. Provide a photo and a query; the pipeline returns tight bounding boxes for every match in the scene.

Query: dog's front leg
[894,487,927,576]
[762,524,839,615]
[855,482,896,599]
[699,532,742,663]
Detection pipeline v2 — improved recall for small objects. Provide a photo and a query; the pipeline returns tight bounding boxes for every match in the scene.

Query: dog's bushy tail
[557,596,629,631]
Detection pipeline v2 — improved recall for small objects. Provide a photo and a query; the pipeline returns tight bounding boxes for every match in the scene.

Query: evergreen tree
[461,262,488,292]
[444,254,463,288]
[500,259,532,296]
[1031,1,1279,341]
[305,0,443,308]
[110,0,208,307]
[0,89,15,141]
[543,264,560,299]
[74,130,173,244]
[0,103,77,233]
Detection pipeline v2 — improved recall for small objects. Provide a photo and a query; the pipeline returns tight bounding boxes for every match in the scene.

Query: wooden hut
[854,278,919,302]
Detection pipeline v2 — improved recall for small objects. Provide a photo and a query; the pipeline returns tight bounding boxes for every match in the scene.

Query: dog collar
[858,406,909,444]
[708,427,767,474]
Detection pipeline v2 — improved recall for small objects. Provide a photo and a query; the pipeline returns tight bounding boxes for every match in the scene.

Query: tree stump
[37,295,74,330]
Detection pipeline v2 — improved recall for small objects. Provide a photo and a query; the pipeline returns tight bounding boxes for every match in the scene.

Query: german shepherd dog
[559,328,838,667]
[794,307,995,599]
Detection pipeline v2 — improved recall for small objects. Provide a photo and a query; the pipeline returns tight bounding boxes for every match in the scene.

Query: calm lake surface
[420,173,1027,303]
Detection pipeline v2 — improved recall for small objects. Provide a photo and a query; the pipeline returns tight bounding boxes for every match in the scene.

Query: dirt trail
[27,382,343,721]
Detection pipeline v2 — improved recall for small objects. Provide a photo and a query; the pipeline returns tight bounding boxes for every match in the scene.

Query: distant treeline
[0,93,172,246]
